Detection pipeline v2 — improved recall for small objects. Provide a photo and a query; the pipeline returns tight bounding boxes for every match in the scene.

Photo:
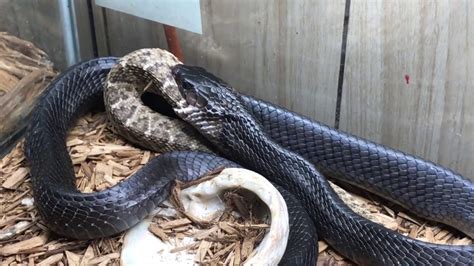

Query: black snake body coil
[24,57,316,264]
[171,64,474,265]
[24,56,474,265]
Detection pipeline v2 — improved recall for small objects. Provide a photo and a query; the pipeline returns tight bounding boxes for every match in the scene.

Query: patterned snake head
[171,64,258,146]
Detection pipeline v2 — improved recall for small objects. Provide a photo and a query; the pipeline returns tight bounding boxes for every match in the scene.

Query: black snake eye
[196,95,208,108]
[186,92,198,106]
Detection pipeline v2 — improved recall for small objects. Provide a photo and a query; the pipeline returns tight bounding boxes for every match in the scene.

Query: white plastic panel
[95,0,202,34]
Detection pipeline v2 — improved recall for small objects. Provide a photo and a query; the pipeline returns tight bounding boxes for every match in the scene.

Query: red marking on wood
[404,74,410,85]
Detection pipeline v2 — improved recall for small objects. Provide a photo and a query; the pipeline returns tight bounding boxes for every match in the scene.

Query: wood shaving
[0,32,56,159]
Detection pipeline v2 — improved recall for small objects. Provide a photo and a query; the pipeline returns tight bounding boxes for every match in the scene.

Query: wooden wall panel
[100,9,168,56]
[93,0,345,126]
[340,0,474,178]
[178,0,345,125]
[1,0,472,178]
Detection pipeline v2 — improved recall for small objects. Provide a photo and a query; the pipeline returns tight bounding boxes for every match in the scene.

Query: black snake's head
[171,64,254,145]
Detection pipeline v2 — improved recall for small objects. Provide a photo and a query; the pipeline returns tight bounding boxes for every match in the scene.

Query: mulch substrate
[1,112,471,265]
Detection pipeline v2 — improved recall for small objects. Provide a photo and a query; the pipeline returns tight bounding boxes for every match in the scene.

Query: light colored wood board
[0,0,66,69]
[177,0,345,126]
[340,0,474,178]
[437,1,474,177]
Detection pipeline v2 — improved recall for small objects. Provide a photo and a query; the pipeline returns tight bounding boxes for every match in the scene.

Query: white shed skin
[121,168,289,265]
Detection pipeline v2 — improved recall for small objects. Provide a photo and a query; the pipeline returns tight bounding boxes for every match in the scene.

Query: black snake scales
[24,49,474,264]
[170,64,474,265]
[24,56,316,265]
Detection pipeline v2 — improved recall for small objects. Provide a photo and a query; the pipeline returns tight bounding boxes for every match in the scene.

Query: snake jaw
[173,99,194,118]
[176,99,189,109]
[174,105,192,117]
[154,80,184,110]
[173,102,223,143]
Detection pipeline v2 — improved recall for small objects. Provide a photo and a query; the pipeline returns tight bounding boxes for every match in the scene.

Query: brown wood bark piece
[0,235,47,256]
[0,32,56,157]
[1,166,28,189]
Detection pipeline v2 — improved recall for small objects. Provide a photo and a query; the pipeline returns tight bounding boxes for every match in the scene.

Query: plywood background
[340,0,474,177]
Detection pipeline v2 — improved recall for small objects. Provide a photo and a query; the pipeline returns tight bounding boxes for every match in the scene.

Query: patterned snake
[25,49,473,264]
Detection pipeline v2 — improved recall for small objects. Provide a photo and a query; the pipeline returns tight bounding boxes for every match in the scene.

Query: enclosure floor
[0,112,471,265]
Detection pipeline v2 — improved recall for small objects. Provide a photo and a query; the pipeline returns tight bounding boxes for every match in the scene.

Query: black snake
[24,55,316,265]
[24,49,474,265]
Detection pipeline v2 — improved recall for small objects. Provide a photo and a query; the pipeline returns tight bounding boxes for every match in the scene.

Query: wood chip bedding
[1,112,471,265]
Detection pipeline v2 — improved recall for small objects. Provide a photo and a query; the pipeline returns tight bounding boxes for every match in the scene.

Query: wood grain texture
[178,0,345,125]
[101,9,167,56]
[94,0,345,126]
[340,0,474,178]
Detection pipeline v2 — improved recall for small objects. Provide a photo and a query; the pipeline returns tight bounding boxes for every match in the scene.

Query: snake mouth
[133,65,194,123]
[172,99,197,121]
[170,64,193,113]
[140,91,181,119]
[137,63,191,119]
